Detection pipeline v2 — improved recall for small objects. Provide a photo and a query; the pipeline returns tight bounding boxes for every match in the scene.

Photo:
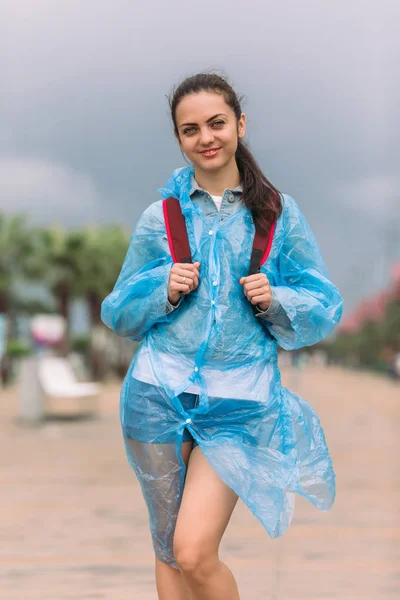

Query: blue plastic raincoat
[101,165,343,568]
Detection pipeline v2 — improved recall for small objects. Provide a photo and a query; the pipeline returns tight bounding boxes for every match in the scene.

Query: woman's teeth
[201,149,220,156]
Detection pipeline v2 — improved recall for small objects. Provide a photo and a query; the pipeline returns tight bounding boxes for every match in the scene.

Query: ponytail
[235,139,282,233]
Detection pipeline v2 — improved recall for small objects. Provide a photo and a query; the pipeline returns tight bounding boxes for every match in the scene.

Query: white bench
[37,356,100,417]
[19,355,100,421]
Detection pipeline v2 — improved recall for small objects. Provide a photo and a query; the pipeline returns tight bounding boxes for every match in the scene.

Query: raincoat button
[194,366,199,372]
[208,230,213,235]
[211,300,215,305]
[213,281,218,286]
[228,194,235,203]
[185,418,192,424]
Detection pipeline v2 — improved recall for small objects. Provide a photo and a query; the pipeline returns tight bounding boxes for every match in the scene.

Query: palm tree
[0,212,36,330]
[73,224,130,378]
[32,226,86,351]
[79,224,130,327]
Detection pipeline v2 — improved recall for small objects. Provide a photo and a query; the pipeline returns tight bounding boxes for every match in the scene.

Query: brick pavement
[0,366,398,599]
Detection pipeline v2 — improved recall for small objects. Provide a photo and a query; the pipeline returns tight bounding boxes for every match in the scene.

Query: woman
[101,72,343,600]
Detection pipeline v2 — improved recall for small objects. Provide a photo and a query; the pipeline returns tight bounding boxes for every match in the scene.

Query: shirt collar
[189,174,243,198]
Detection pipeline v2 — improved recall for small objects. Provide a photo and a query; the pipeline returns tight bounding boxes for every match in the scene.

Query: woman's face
[175,91,246,174]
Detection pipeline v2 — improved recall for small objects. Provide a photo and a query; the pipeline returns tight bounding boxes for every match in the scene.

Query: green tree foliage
[31,223,129,349]
[0,214,36,314]
[0,211,129,354]
[77,225,130,326]
[381,299,400,349]
[324,299,400,371]
[32,226,86,326]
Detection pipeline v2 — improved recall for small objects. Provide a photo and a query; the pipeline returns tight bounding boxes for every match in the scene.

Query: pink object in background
[30,315,66,346]
[339,261,400,334]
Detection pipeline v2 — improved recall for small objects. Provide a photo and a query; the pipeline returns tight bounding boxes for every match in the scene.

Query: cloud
[0,157,100,226]
[335,173,400,218]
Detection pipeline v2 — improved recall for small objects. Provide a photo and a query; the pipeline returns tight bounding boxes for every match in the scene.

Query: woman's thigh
[173,446,239,565]
[124,438,195,568]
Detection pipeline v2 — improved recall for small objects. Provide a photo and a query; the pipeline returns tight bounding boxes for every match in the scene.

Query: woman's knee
[173,537,217,579]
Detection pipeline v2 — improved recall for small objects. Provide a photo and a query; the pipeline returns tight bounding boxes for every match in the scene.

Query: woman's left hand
[239,273,272,312]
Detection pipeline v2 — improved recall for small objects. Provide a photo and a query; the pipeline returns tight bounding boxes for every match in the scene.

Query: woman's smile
[200,147,221,158]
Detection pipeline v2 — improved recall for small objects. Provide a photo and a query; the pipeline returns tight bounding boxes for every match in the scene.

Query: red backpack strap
[248,221,276,276]
[162,197,192,264]
[248,220,276,317]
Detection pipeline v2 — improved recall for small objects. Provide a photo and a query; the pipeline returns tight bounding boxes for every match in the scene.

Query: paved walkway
[0,366,398,599]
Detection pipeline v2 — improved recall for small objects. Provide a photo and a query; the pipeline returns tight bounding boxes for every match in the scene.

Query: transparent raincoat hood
[101,165,343,567]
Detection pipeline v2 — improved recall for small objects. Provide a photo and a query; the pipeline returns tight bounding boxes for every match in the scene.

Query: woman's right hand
[168,262,201,306]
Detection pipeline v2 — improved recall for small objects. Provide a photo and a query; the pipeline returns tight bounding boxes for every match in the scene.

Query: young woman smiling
[101,72,343,600]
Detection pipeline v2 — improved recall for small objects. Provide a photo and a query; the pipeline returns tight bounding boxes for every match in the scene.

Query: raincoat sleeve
[259,195,343,350]
[166,297,183,313]
[101,201,180,341]
[255,291,292,328]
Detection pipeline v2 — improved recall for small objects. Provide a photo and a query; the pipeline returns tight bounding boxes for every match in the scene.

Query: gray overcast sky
[1,0,399,313]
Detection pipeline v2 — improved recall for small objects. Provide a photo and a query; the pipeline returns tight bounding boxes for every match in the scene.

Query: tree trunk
[86,290,103,379]
[86,290,102,327]
[55,286,70,356]
[0,291,11,385]
[0,290,9,314]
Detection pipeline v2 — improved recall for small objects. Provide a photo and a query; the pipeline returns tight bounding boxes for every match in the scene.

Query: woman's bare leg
[173,446,240,600]
[155,440,195,600]
[155,557,195,600]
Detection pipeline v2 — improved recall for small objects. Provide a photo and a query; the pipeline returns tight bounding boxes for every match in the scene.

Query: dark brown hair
[168,72,282,233]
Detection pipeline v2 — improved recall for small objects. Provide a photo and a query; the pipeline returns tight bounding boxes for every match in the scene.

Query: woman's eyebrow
[179,113,228,129]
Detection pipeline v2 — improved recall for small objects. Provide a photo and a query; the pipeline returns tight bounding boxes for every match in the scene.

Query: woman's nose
[199,127,215,145]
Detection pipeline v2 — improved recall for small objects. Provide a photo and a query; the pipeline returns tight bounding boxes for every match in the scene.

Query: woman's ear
[238,113,246,139]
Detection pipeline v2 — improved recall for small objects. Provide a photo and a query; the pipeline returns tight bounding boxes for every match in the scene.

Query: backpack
[162,197,276,315]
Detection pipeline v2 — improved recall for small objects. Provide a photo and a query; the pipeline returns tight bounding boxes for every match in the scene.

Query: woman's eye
[183,121,224,135]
